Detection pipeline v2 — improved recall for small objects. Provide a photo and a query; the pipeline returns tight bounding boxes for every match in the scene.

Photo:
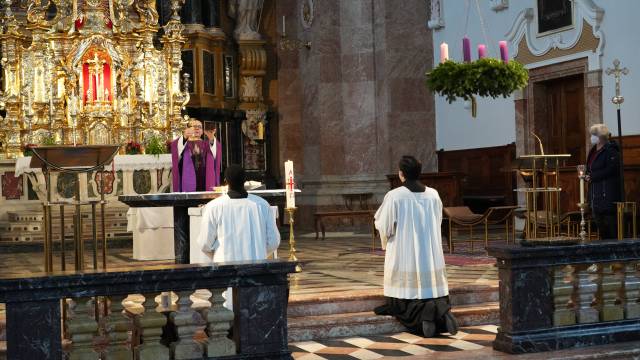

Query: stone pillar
[102,294,131,359]
[169,290,205,359]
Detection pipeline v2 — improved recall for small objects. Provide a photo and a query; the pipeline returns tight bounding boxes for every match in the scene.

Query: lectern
[30,145,120,272]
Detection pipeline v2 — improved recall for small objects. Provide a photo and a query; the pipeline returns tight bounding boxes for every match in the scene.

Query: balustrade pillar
[202,288,236,357]
[102,295,132,359]
[67,297,100,360]
[576,264,599,323]
[169,290,205,359]
[624,262,640,319]
[552,265,576,326]
[135,292,170,360]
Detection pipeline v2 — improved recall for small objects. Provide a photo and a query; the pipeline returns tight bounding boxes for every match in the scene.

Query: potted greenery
[144,135,168,156]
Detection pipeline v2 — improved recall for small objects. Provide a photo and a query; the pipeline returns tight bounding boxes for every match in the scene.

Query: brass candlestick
[286,207,302,272]
[578,201,587,243]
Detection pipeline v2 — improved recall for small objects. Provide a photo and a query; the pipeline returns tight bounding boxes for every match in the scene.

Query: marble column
[203,0,221,28]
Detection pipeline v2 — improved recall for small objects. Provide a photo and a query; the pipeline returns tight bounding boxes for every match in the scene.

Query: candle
[440,42,449,63]
[285,160,295,209]
[499,40,509,62]
[282,15,286,36]
[580,177,585,204]
[462,36,471,62]
[478,44,487,59]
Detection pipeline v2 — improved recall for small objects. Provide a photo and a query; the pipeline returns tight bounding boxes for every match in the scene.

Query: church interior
[1,0,640,359]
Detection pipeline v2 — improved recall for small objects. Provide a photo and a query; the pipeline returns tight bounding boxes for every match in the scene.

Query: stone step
[287,302,500,342]
[288,285,498,317]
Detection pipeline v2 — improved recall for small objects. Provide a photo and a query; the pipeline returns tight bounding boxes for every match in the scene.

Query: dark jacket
[587,141,621,214]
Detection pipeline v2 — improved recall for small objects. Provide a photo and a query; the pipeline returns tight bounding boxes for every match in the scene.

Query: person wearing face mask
[585,124,621,240]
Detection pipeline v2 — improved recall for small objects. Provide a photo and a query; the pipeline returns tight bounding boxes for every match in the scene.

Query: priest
[374,155,458,337]
[170,118,222,192]
[197,164,280,309]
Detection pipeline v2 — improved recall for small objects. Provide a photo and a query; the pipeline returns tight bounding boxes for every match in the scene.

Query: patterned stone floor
[289,325,497,359]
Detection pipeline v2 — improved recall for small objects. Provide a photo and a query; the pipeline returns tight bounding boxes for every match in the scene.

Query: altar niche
[0,0,189,158]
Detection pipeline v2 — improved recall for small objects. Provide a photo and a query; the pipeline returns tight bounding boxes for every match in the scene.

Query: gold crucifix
[605,59,629,107]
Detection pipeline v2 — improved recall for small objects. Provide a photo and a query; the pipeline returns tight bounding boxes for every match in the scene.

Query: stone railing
[0,260,296,360]
[488,240,640,354]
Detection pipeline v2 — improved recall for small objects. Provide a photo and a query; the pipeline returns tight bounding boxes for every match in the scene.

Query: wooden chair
[444,205,518,253]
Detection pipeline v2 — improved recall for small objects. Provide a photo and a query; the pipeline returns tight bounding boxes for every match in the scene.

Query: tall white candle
[282,15,286,36]
[440,42,449,63]
[580,177,585,204]
[285,160,295,209]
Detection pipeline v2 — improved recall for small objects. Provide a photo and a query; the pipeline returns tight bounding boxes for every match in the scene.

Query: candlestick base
[578,202,588,243]
[286,207,302,272]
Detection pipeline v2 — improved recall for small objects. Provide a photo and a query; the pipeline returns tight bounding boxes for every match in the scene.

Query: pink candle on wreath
[478,44,487,59]
[462,36,471,62]
[499,40,509,62]
[440,42,449,63]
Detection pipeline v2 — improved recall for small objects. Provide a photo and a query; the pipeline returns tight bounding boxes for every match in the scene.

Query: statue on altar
[0,0,189,158]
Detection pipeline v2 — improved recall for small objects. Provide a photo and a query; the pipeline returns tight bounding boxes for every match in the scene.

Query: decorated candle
[478,44,487,59]
[285,160,295,209]
[499,41,509,62]
[440,42,449,63]
[462,36,471,62]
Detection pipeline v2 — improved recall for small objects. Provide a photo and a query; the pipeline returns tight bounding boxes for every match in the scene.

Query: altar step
[287,285,499,342]
[0,206,131,244]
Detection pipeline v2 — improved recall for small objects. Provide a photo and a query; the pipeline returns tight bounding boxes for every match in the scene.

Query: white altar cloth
[127,207,175,260]
[15,154,172,176]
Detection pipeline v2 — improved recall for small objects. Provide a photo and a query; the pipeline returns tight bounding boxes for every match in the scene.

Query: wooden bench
[314,210,377,248]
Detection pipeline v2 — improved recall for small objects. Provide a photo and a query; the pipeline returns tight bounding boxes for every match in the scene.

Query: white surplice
[374,186,449,300]
[198,194,280,263]
[198,193,281,310]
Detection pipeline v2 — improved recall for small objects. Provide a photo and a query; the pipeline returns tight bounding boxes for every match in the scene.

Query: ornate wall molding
[505,0,604,69]
[490,0,509,12]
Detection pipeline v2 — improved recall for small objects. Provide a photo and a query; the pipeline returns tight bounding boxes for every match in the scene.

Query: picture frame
[537,0,573,36]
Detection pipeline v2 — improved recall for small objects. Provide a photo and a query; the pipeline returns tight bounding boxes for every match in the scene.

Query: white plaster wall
[433,0,640,151]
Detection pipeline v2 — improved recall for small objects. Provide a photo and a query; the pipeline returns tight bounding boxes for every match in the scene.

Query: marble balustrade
[488,239,640,354]
[0,260,296,360]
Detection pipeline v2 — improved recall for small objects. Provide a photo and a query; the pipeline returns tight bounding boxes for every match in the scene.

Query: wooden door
[545,75,585,166]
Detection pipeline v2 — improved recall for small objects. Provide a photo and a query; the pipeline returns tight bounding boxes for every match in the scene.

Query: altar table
[119,190,295,264]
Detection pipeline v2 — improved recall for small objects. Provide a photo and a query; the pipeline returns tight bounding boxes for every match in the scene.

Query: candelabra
[286,207,302,272]
[577,165,587,243]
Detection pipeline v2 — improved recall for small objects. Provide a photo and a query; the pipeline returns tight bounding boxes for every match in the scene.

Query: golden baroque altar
[0,0,189,158]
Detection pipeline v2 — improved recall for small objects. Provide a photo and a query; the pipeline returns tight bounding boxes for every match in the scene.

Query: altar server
[374,155,458,337]
[198,164,280,309]
[171,118,222,192]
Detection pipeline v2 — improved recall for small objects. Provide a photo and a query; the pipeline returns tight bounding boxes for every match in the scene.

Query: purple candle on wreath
[478,44,487,59]
[499,40,509,62]
[462,36,471,62]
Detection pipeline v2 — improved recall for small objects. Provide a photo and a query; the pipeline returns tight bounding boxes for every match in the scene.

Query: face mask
[590,135,599,145]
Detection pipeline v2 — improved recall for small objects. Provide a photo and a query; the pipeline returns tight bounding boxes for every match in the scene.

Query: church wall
[276,0,436,229]
[432,0,640,152]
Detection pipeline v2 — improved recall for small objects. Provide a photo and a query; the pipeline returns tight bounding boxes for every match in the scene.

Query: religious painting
[181,50,195,93]
[57,173,78,199]
[133,170,151,194]
[242,138,266,172]
[202,50,215,95]
[1,171,23,200]
[537,0,573,35]
[224,55,235,98]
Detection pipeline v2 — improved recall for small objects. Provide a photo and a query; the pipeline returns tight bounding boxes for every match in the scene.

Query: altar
[119,190,293,264]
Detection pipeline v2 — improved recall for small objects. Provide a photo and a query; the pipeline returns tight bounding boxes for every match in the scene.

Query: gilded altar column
[0,3,26,158]
[161,0,187,139]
